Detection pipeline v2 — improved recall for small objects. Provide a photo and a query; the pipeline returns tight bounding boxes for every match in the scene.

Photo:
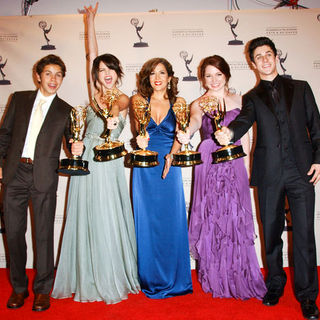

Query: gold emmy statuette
[171,98,202,167]
[199,96,246,164]
[93,89,127,161]
[129,98,159,167]
[59,106,90,175]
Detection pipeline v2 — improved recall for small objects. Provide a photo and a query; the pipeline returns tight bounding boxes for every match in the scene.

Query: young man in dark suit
[215,37,320,320]
[0,54,82,312]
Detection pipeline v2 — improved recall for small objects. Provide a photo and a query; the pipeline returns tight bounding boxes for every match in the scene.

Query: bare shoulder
[118,92,129,105]
[226,92,242,110]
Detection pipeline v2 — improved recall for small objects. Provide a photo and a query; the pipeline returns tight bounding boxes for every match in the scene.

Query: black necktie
[270,83,280,103]
[265,81,280,104]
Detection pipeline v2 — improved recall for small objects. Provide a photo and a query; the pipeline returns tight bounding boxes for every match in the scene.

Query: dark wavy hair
[198,55,231,89]
[137,57,178,105]
[35,54,66,77]
[91,53,124,92]
[248,37,277,62]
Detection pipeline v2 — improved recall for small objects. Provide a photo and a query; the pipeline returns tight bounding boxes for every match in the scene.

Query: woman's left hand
[162,153,173,179]
[107,116,119,130]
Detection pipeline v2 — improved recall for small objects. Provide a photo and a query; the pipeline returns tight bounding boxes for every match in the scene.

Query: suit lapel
[40,95,68,134]
[282,77,294,114]
[254,82,276,116]
[21,91,37,137]
[25,91,37,121]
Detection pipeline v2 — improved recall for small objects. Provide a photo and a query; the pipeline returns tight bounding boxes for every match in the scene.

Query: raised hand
[84,2,99,19]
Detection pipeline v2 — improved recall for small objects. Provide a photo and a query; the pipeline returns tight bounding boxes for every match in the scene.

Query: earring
[168,81,171,90]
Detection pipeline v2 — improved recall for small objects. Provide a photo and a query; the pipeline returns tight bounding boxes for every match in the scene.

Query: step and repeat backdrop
[0,9,319,268]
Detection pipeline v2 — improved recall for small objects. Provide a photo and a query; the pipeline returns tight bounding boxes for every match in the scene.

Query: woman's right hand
[176,128,190,145]
[136,132,149,149]
[84,2,98,19]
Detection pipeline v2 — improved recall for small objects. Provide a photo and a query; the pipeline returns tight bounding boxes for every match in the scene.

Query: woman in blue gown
[131,58,193,299]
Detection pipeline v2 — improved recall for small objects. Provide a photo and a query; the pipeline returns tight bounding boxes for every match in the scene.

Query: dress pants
[3,162,57,294]
[257,161,318,301]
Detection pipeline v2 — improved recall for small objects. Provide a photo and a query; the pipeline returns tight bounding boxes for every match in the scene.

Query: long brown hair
[137,57,178,105]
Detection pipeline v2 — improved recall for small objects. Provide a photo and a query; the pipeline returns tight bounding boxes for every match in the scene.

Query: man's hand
[176,128,190,145]
[308,164,320,185]
[136,132,149,150]
[70,139,84,156]
[214,126,233,146]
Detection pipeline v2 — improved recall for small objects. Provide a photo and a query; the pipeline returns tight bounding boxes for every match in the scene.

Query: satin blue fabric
[132,106,193,299]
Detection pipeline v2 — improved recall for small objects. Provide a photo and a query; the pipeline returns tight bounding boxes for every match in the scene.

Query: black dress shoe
[32,293,50,312]
[300,299,319,320]
[262,289,283,306]
[7,290,29,309]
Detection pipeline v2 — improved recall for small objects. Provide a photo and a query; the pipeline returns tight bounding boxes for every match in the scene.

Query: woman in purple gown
[177,55,267,299]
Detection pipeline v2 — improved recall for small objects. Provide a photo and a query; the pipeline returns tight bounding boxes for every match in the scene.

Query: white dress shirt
[22,90,56,159]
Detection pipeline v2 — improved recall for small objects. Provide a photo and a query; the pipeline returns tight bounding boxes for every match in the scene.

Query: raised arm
[84,2,99,100]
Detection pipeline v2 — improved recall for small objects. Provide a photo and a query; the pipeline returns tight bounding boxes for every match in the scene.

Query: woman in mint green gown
[52,3,140,304]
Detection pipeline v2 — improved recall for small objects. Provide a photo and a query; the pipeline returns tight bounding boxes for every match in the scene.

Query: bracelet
[166,153,173,160]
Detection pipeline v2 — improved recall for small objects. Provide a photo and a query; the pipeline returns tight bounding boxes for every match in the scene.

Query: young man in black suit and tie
[215,37,320,320]
[0,54,83,312]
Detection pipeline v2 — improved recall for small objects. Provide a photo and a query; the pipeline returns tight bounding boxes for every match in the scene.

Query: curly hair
[137,57,178,105]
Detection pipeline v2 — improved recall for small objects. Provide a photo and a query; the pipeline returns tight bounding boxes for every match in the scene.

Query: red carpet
[0,268,318,319]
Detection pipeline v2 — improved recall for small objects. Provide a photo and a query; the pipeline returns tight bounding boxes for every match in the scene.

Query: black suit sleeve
[0,92,16,166]
[228,93,256,142]
[64,113,72,153]
[304,82,320,164]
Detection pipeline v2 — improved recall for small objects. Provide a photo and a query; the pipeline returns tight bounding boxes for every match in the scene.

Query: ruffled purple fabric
[189,109,267,300]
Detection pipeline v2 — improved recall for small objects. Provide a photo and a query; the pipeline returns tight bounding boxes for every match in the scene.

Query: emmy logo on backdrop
[277,49,292,79]
[171,98,202,167]
[225,15,243,46]
[131,18,149,47]
[39,20,56,50]
[199,96,246,164]
[59,106,90,175]
[0,56,11,85]
[129,98,159,167]
[92,89,128,162]
[180,51,198,81]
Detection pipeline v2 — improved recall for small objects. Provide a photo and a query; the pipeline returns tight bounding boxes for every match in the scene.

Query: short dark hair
[35,54,66,77]
[248,37,277,62]
[92,54,124,91]
[198,55,231,88]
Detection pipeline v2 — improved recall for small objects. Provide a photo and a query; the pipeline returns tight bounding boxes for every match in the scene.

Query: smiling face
[36,64,64,97]
[252,44,278,81]
[97,61,118,90]
[149,63,171,92]
[203,65,226,94]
